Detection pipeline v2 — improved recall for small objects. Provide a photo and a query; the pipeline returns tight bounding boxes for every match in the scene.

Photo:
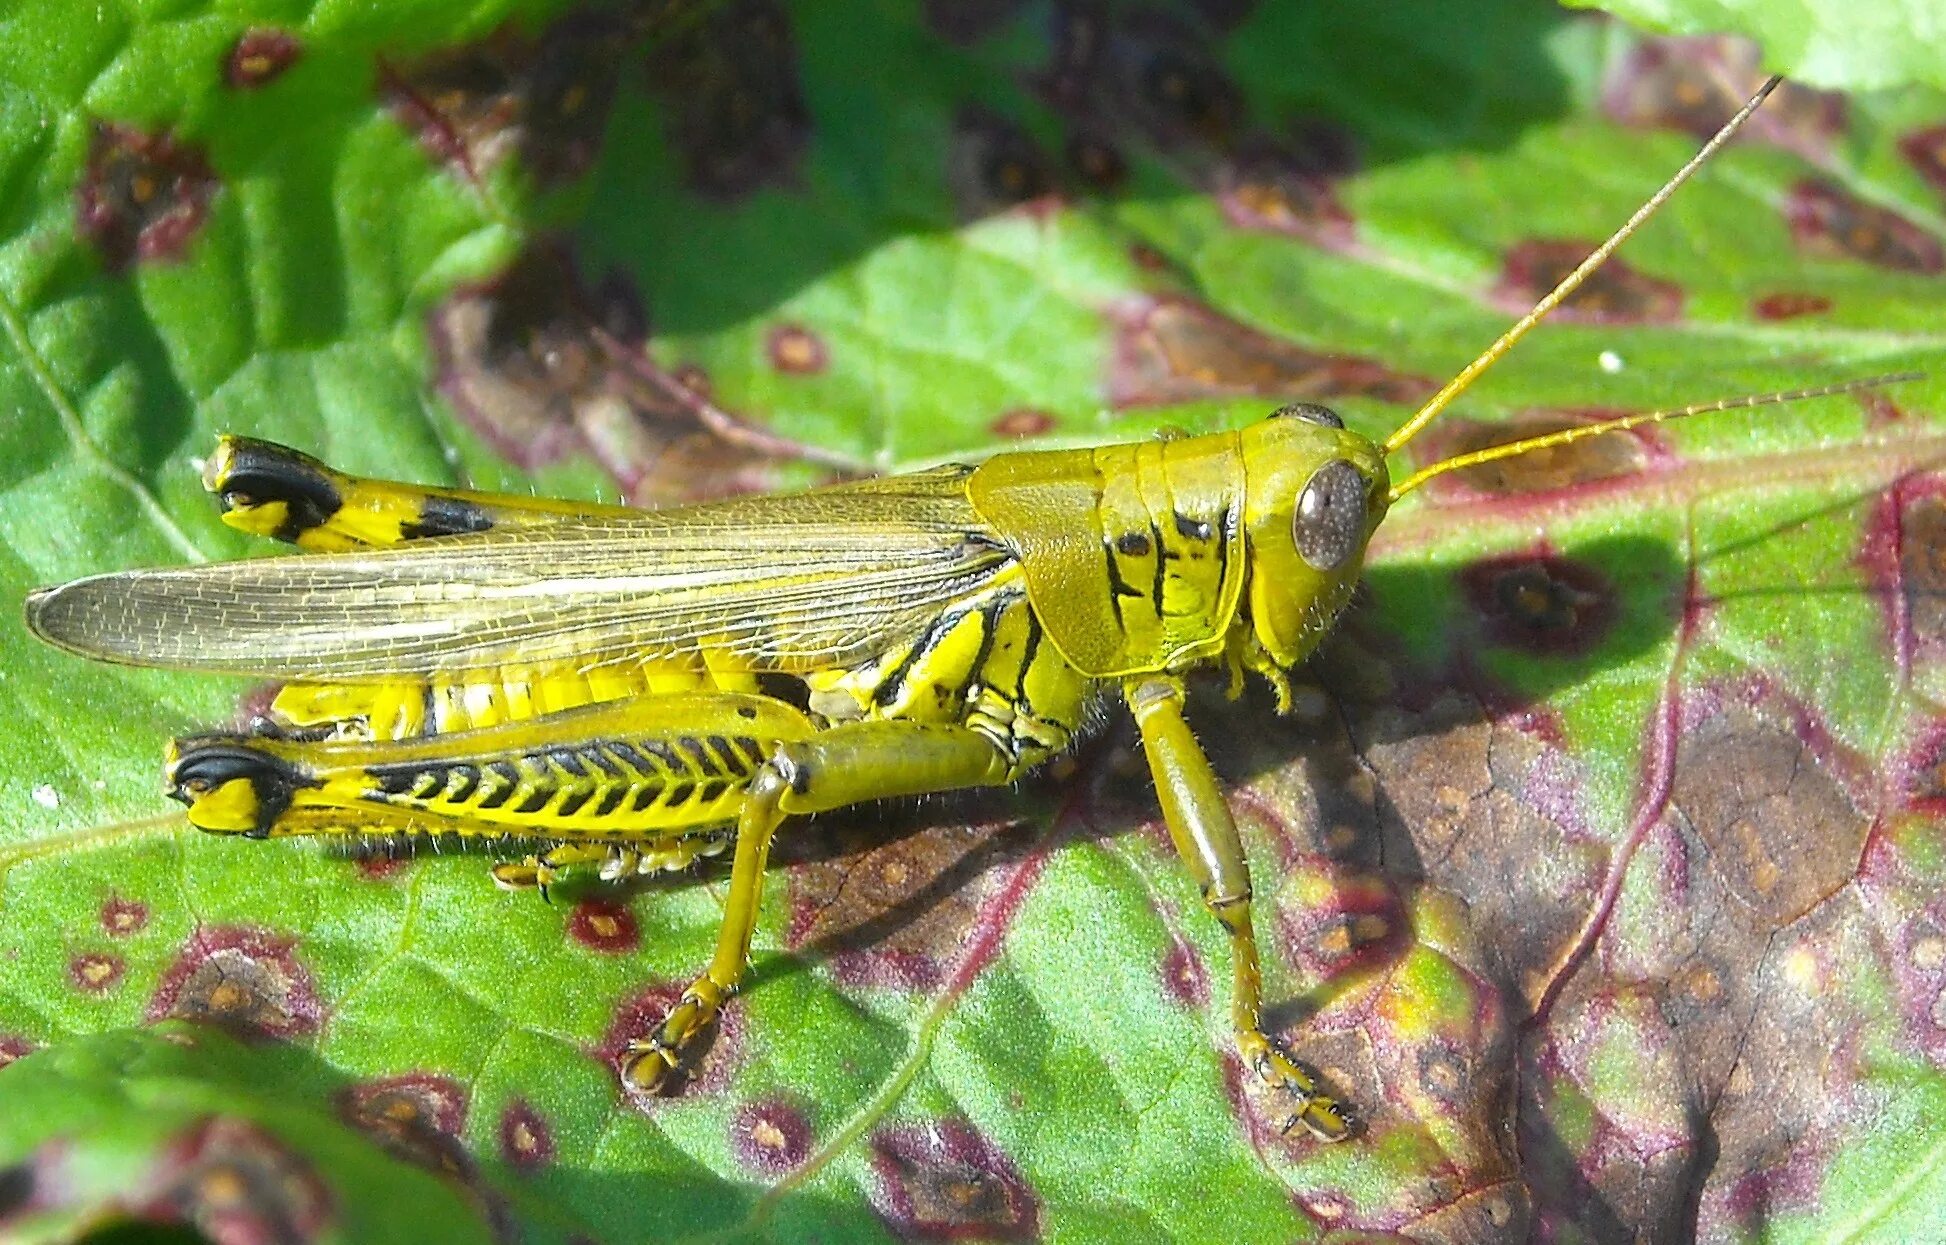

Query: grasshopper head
[1237,405,1390,669]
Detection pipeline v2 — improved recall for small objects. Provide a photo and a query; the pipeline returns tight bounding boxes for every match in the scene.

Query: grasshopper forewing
[25,76,1918,1140]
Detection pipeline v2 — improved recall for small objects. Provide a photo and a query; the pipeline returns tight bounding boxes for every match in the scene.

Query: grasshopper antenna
[1386,371,1926,502]
[1382,75,1782,457]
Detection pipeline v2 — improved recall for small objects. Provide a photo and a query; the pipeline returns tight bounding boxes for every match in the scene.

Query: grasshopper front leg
[1124,675,1354,1142]
[623,720,1017,1092]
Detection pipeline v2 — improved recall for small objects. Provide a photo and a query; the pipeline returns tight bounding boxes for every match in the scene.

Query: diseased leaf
[2,2,1945,1243]
[1572,0,1946,93]
[0,1023,499,1244]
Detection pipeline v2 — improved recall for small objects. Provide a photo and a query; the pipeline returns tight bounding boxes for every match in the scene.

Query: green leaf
[3,2,1945,1242]
[1570,0,1946,92]
[0,1022,500,1245]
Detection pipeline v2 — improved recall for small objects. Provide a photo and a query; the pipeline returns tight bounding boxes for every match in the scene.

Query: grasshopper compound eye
[1293,459,1368,572]
[1271,402,1344,429]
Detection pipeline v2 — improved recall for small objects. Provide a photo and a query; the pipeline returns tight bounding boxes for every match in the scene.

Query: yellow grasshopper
[23,78,1913,1140]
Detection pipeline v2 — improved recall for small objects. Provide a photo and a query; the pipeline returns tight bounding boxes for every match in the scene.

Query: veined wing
[26,467,1018,680]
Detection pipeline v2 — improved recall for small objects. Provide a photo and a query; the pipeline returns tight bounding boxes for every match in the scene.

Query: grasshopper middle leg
[1125,675,1353,1142]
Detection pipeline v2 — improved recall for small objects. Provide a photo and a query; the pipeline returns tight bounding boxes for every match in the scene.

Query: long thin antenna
[1385,371,1924,502]
[1381,76,1782,457]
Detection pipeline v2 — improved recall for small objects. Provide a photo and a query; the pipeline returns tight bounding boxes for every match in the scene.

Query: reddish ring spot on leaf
[1277,873,1403,978]
[224,29,301,90]
[730,1099,811,1175]
[1495,240,1683,324]
[1897,720,1946,817]
[766,323,829,375]
[1108,294,1435,409]
[949,108,1059,220]
[647,0,809,201]
[1461,549,1618,656]
[498,1099,556,1173]
[338,1074,471,1178]
[567,899,640,954]
[1783,179,1944,274]
[75,122,219,273]
[100,894,149,937]
[989,408,1055,439]
[1159,934,1209,1009]
[67,953,124,995]
[1750,291,1832,321]
[598,980,745,1107]
[1899,124,1946,199]
[0,1035,33,1069]
[868,1120,1039,1241]
[142,1117,334,1243]
[146,926,324,1039]
[1064,132,1126,190]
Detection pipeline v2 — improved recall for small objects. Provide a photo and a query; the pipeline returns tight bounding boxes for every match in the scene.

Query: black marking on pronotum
[1102,539,1143,630]
[1214,501,1234,583]
[1115,531,1153,557]
[1174,510,1212,542]
[400,494,496,540]
[1148,520,1167,614]
[167,739,319,837]
[215,438,342,541]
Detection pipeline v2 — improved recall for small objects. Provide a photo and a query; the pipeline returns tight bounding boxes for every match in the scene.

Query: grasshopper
[23,78,1914,1140]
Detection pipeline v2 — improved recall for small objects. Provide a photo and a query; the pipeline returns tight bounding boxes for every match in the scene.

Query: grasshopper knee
[165,737,315,837]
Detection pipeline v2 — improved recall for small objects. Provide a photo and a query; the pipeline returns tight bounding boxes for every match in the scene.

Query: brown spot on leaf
[1902,721,1946,814]
[567,898,640,954]
[1602,36,1844,159]
[1462,550,1618,656]
[599,980,745,1106]
[1751,291,1832,321]
[1496,240,1683,324]
[498,1099,555,1173]
[1668,682,1872,928]
[147,926,323,1039]
[766,323,829,375]
[1108,294,1435,409]
[1784,180,1944,274]
[1215,126,1358,247]
[68,953,124,994]
[338,1074,472,1178]
[100,894,149,937]
[1160,934,1209,1008]
[430,243,802,503]
[0,1036,32,1069]
[785,817,1037,992]
[1413,410,1655,500]
[141,1117,334,1243]
[1900,124,1946,199]
[381,14,627,187]
[990,408,1055,439]
[949,108,1058,219]
[75,121,219,272]
[869,1120,1039,1241]
[646,0,809,200]
[224,29,301,89]
[1277,874,1403,978]
[1064,131,1126,191]
[730,1099,811,1175]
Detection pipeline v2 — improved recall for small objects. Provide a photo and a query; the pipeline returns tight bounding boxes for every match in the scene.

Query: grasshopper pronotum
[25,77,1915,1139]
